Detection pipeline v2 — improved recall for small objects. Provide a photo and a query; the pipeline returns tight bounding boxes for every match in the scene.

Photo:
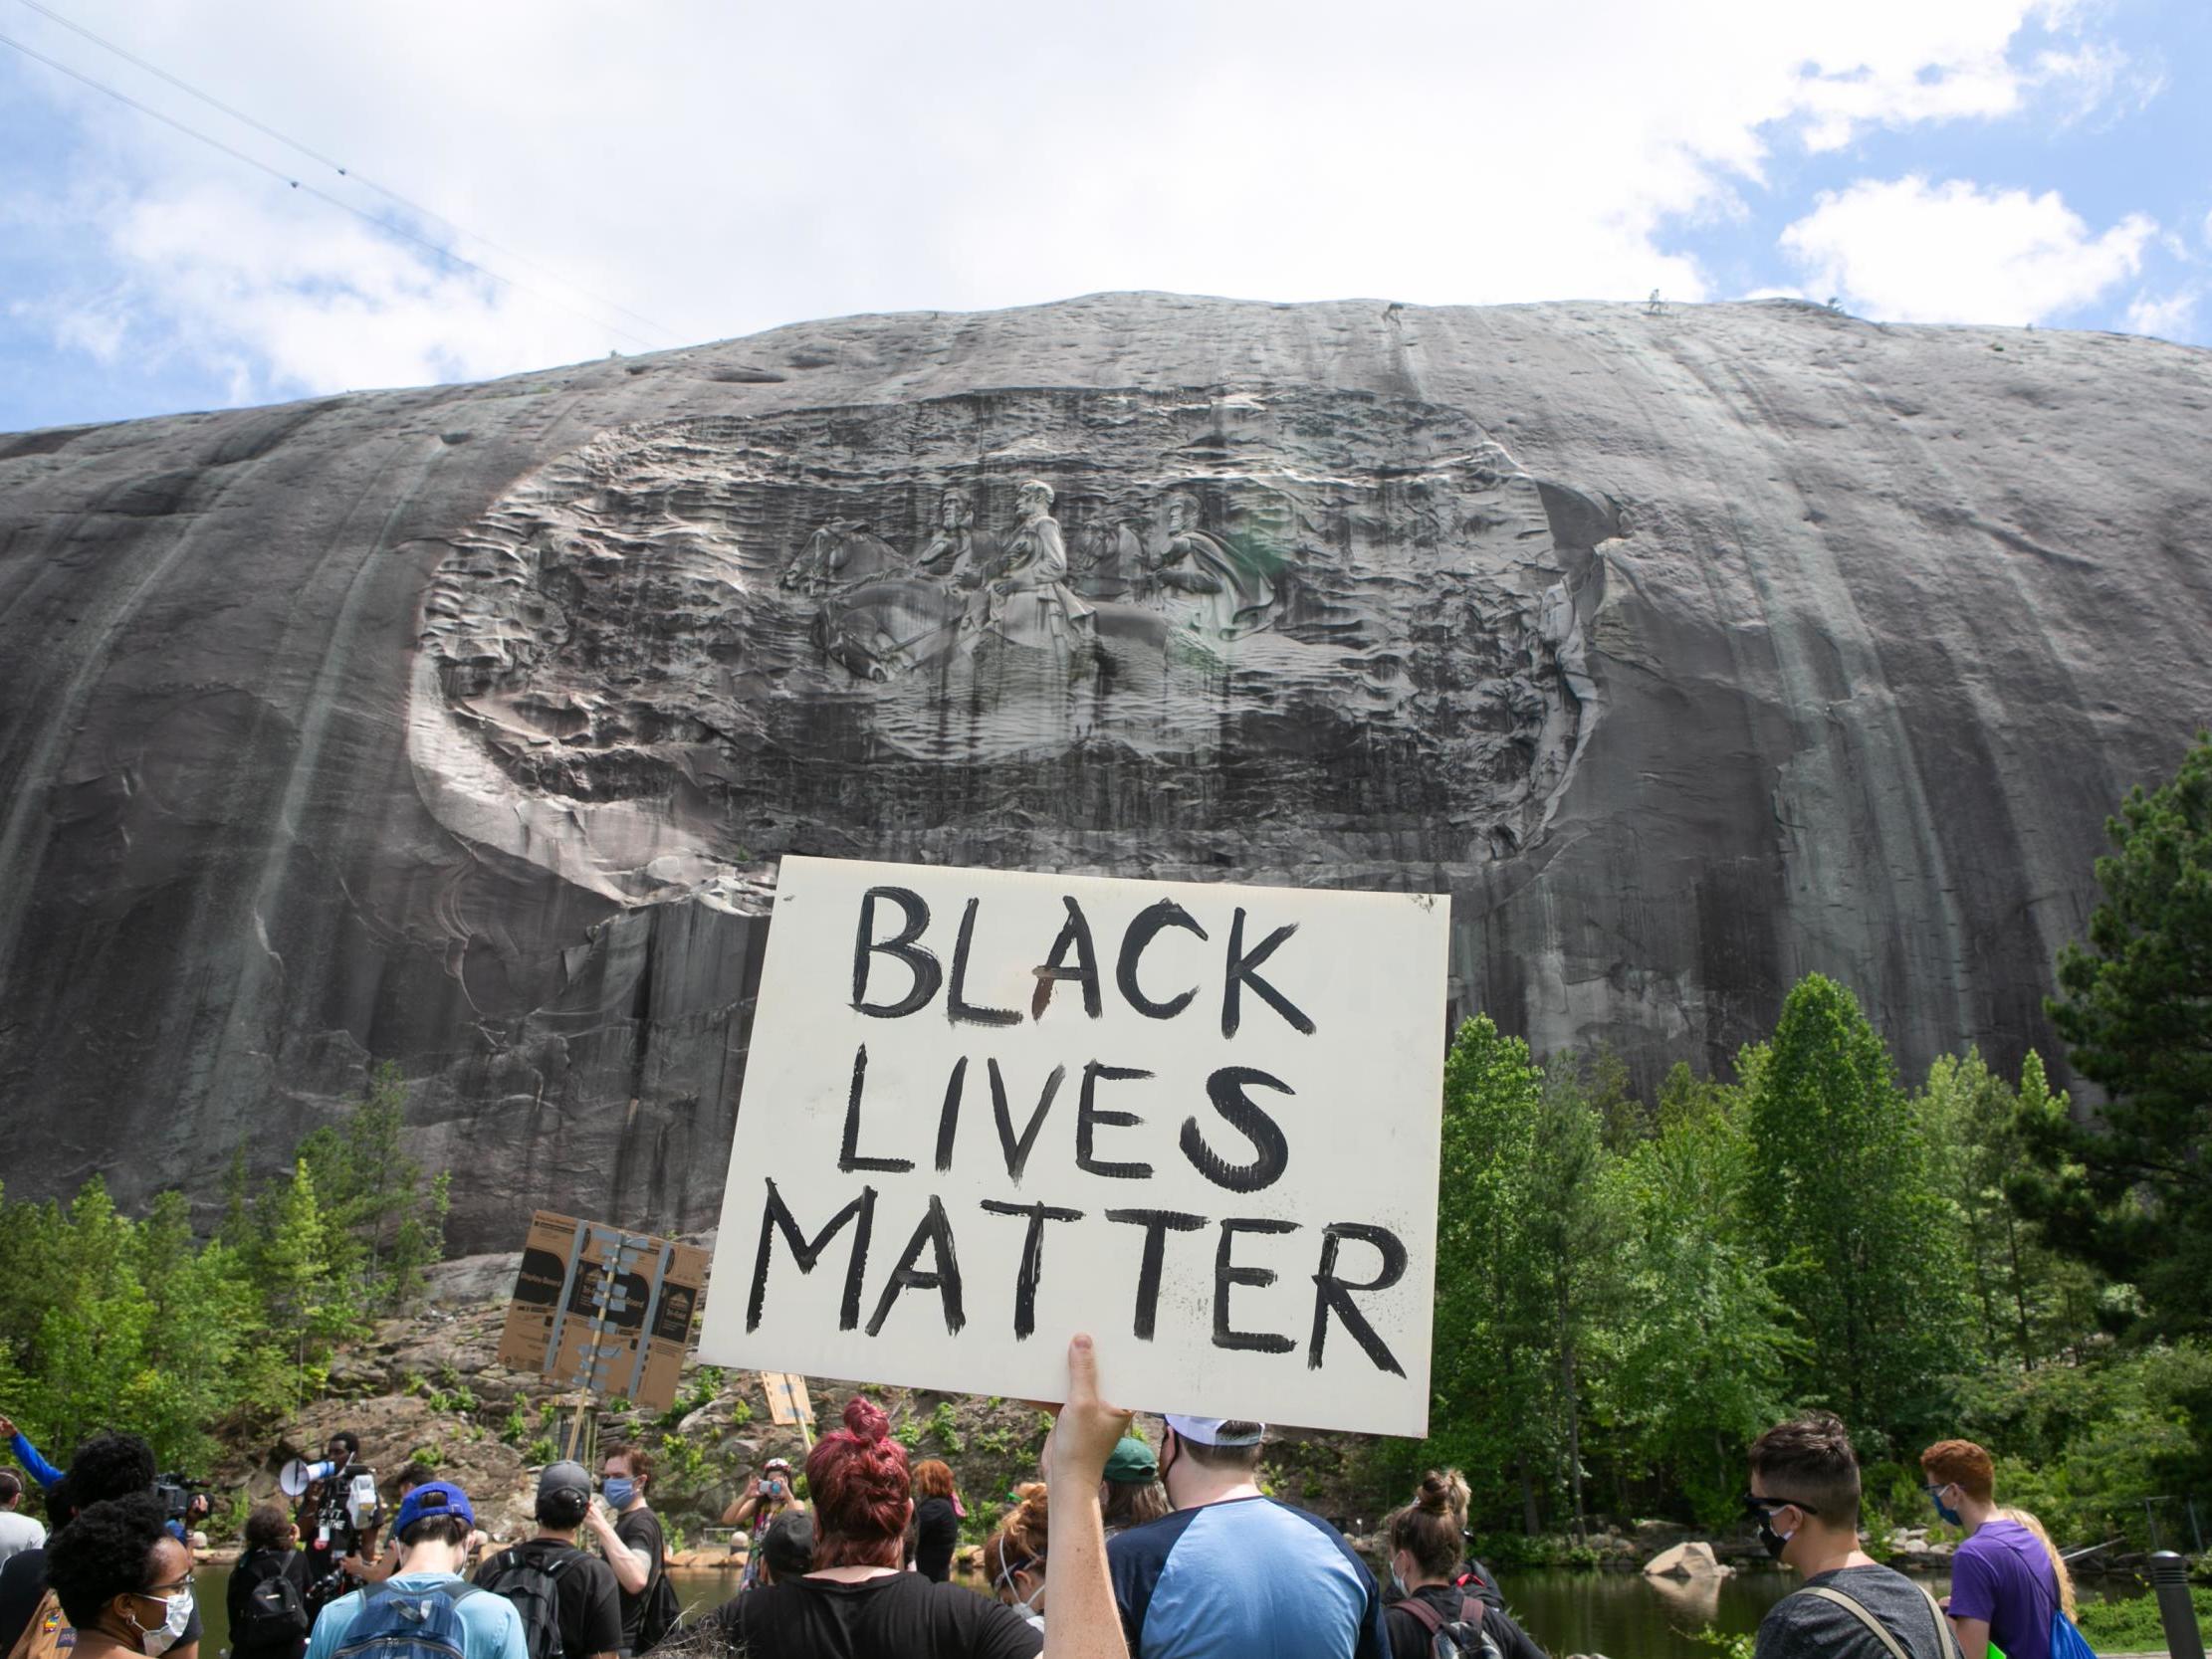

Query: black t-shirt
[230,1547,313,1659]
[476,1538,624,1659]
[913,1499,959,1584]
[0,1546,206,1654]
[698,1571,1041,1659]
[610,1508,664,1652]
[1384,1583,1549,1659]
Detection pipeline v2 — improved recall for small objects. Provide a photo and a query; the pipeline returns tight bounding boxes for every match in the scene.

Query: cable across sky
[1,1,696,353]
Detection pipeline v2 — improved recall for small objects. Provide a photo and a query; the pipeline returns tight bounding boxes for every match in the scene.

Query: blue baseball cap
[394,1480,475,1536]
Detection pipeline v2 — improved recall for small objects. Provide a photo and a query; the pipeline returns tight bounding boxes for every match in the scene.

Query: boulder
[3,297,2208,1245]
[1644,1541,1730,1579]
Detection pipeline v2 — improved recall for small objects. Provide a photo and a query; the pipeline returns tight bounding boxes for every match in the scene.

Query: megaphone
[279,1458,337,1498]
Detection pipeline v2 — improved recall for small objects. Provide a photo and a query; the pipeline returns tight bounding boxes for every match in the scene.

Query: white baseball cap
[1164,1415,1265,1447]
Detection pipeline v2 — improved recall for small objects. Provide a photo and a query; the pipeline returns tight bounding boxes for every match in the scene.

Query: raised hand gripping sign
[699,857,1449,1436]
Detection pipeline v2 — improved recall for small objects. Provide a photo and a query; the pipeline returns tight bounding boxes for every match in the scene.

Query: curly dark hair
[46,1494,173,1626]
[244,1503,295,1552]
[50,1431,157,1522]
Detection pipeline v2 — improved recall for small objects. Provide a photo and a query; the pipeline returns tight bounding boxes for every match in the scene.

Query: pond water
[186,1559,2132,1659]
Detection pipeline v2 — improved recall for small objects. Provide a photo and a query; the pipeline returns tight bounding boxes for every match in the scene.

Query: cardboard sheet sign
[698,857,1449,1436]
[761,1371,813,1428]
[497,1211,708,1414]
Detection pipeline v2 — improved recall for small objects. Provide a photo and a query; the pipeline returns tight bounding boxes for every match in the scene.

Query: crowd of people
[0,1339,2099,1659]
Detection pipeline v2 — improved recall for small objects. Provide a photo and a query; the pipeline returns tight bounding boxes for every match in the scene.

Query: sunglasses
[1740,1491,1821,1518]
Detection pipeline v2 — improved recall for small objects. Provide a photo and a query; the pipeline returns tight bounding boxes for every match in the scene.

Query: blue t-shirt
[306,1572,529,1659]
[1949,1519,2058,1659]
[1109,1496,1387,1659]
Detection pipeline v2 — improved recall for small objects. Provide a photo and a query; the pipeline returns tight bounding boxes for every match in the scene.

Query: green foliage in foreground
[2073,1584,2212,1650]
[0,1061,447,1471]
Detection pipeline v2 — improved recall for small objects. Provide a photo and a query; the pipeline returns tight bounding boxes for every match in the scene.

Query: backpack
[237,1559,312,1651]
[2,1588,72,1659]
[633,1564,680,1654]
[2049,1610,2098,1659]
[476,1548,576,1659]
[332,1581,483,1659]
[1397,1593,1502,1659]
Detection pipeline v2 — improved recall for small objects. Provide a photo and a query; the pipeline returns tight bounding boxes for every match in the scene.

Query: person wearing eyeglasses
[1747,1414,1960,1659]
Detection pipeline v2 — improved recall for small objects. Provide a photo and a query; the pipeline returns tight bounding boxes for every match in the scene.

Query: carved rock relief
[413,388,1611,903]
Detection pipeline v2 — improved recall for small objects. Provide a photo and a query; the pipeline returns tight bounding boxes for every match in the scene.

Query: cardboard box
[497,1210,708,1413]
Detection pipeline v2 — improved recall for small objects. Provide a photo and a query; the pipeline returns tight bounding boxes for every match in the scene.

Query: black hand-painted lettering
[1116,899,1209,1020]
[934,1056,968,1173]
[1221,908,1316,1037]
[1214,1216,1299,1353]
[864,1195,967,1338]
[838,1045,914,1173]
[1033,897,1103,1019]
[1103,1208,1207,1341]
[1308,1221,1409,1376]
[1077,1061,1155,1179]
[748,1178,876,1334]
[948,897,1022,1026]
[990,1058,1068,1184]
[980,1199,1085,1339]
[1180,1066,1294,1193]
[852,887,940,1017]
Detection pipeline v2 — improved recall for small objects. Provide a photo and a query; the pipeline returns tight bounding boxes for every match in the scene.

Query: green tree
[2025,732,2212,1336]
[1599,1066,1798,1526]
[1747,974,1968,1446]
[297,1061,449,1312]
[1419,1015,1557,1530]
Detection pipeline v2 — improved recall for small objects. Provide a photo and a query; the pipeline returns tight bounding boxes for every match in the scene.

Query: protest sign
[496,1210,708,1414]
[761,1371,813,1429]
[698,856,1448,1436]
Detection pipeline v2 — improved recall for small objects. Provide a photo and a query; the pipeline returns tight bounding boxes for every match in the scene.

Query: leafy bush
[2074,1586,2212,1650]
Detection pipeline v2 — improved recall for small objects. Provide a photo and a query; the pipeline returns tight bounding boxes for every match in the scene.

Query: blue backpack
[2049,1610,2098,1659]
[332,1582,483,1659]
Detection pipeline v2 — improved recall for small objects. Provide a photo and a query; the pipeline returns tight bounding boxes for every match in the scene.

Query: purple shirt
[1950,1519,2058,1659]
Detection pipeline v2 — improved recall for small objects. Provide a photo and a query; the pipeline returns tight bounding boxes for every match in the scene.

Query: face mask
[1929,1487,1963,1528]
[603,1478,636,1509]
[1757,1515,1796,1562]
[1389,1569,1410,1599]
[124,1586,194,1656]
[995,1559,1038,1613]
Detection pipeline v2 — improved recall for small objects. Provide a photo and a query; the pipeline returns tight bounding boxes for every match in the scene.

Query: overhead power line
[2,8,693,352]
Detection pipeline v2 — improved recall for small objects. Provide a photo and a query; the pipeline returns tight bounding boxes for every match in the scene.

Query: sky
[0,0,2206,433]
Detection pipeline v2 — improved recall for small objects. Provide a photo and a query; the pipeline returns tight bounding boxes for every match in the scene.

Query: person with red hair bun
[695,1397,1040,1655]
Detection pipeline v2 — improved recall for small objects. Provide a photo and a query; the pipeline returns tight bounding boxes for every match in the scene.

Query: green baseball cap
[1103,1436,1158,1484]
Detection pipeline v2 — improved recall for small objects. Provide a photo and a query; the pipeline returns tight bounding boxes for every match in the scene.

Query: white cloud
[1780,176,2152,325]
[0,0,2150,406]
[2124,289,2200,341]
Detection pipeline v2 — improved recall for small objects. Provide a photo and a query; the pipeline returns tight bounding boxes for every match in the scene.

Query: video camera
[153,1473,207,1524]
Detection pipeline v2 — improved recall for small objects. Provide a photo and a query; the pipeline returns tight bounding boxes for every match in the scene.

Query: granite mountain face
[1,294,2206,1246]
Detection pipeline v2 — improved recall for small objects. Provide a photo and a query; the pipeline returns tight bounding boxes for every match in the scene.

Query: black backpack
[1399,1594,1503,1659]
[634,1563,680,1654]
[477,1546,577,1659]
[237,1557,311,1652]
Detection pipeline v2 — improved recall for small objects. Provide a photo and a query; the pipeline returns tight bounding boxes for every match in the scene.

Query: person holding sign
[1108,1415,1387,1659]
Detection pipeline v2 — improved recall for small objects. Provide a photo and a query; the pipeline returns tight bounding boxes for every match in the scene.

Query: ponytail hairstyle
[984,1482,1050,1588]
[2000,1506,2078,1620]
[1385,1470,1465,1579]
[804,1398,911,1568]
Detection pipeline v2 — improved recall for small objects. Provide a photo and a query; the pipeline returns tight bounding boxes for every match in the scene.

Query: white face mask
[125,1586,194,1657]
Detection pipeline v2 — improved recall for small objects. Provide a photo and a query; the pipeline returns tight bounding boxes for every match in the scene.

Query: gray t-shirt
[1756,1564,1956,1659]
[0,1515,44,1569]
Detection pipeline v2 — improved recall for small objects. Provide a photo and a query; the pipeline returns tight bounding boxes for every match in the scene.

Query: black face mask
[1756,1516,1793,1561]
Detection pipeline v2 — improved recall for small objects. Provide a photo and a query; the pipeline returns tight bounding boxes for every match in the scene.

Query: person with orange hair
[1920,1439,2064,1659]
[694,1399,1039,1656]
[909,1460,964,1584]
[983,1485,1049,1634]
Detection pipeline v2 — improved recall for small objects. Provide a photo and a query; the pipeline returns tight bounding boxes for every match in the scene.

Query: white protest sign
[698,856,1449,1436]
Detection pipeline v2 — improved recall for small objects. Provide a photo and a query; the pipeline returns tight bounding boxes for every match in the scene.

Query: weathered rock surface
[2,294,2208,1245]
[1644,1540,1730,1578]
